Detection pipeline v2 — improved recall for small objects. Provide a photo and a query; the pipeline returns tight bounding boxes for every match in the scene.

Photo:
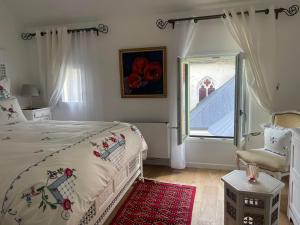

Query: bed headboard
[273,111,300,128]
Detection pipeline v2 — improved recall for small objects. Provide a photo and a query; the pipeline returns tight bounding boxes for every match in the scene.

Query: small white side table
[222,170,284,225]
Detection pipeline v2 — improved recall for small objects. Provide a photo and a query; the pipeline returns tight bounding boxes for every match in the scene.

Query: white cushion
[0,76,10,99]
[0,97,27,125]
[264,126,292,157]
[236,149,288,172]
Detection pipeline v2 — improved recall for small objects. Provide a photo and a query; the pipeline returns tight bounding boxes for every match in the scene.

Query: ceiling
[3,0,276,26]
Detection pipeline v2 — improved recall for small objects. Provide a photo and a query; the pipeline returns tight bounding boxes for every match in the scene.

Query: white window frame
[178,52,247,146]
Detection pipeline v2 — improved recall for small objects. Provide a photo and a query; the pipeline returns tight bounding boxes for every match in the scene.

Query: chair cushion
[236,149,288,172]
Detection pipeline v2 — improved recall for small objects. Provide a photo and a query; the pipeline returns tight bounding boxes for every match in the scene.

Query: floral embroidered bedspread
[0,120,147,225]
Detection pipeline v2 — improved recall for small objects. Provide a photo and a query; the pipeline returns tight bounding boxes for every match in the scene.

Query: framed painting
[119,46,167,98]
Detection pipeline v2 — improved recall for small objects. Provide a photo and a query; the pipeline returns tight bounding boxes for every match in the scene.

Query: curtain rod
[156,4,299,29]
[21,24,109,40]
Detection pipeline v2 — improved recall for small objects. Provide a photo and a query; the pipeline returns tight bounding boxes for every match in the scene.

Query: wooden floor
[106,165,291,225]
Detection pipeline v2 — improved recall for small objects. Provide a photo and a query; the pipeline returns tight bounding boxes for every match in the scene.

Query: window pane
[62,68,83,103]
[189,56,236,138]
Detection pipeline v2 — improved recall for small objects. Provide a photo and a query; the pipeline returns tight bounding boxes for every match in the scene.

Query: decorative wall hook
[98,24,109,33]
[156,19,169,29]
[21,33,35,40]
[275,5,299,19]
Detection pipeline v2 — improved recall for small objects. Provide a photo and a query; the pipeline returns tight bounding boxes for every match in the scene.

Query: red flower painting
[128,58,163,89]
[132,57,149,74]
[144,62,163,82]
[119,47,167,97]
[128,73,142,89]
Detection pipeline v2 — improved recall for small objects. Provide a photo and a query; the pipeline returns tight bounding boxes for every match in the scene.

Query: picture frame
[119,46,167,98]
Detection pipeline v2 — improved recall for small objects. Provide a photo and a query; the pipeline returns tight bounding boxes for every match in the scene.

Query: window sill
[186,136,234,144]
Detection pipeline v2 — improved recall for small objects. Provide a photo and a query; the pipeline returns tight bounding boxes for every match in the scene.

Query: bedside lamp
[21,84,39,109]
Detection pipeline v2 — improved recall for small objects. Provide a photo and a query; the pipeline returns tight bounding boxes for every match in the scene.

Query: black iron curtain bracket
[156,4,299,29]
[21,24,109,40]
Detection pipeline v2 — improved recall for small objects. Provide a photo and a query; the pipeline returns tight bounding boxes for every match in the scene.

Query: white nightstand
[22,107,52,121]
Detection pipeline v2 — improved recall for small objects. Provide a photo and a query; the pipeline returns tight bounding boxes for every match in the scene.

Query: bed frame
[79,151,145,225]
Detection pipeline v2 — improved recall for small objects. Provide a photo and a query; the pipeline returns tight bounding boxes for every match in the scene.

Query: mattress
[0,120,147,225]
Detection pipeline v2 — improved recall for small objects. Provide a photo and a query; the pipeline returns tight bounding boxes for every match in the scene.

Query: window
[178,54,247,144]
[61,67,83,103]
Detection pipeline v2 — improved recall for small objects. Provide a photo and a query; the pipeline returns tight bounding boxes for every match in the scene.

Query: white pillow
[264,126,292,157]
[0,97,27,125]
[0,76,10,99]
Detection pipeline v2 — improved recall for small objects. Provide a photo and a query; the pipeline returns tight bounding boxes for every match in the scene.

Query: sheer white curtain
[222,7,277,113]
[54,31,98,120]
[180,21,196,58]
[170,21,196,169]
[36,27,71,107]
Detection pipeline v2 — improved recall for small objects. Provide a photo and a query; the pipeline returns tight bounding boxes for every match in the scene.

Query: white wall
[186,139,237,170]
[0,1,31,107]
[93,16,171,122]
[274,12,300,112]
[26,16,172,122]
[25,15,243,169]
[22,4,300,169]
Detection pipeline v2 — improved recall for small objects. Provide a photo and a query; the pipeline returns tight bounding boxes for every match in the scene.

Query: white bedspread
[0,120,147,225]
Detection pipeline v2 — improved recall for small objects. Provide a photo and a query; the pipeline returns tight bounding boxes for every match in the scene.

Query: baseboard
[144,158,170,166]
[186,162,237,170]
[144,159,242,171]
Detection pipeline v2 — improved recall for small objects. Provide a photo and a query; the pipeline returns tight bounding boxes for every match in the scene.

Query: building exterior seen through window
[189,56,236,138]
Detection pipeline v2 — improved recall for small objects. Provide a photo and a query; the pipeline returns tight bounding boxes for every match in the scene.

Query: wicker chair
[236,111,300,180]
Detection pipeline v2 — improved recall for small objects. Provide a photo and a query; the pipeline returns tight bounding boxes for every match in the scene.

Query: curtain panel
[170,21,196,169]
[36,27,98,120]
[222,7,277,114]
[36,27,71,108]
[54,31,98,121]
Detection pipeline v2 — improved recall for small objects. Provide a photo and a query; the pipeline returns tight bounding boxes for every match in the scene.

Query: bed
[0,95,147,225]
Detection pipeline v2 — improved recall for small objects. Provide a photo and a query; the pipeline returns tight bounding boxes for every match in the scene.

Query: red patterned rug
[110,179,196,225]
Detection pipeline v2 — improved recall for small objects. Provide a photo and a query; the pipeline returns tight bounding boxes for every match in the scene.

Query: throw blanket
[0,121,147,225]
